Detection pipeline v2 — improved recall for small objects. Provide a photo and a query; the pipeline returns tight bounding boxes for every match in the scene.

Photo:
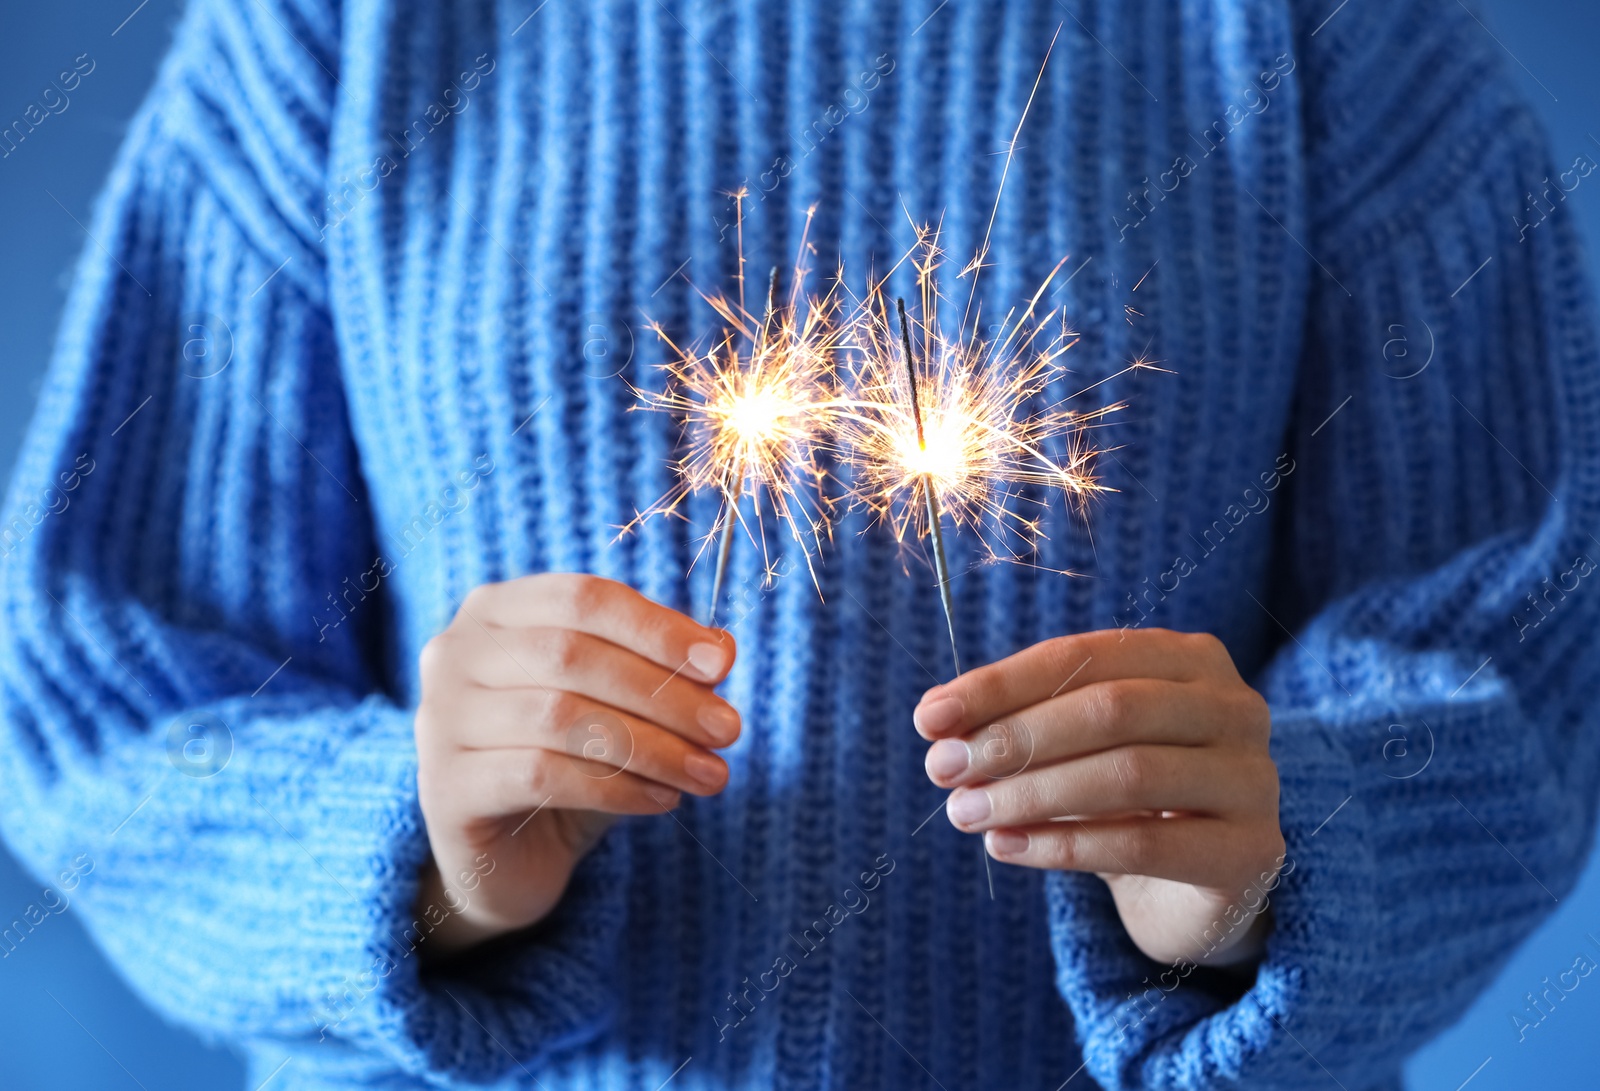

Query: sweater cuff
[1045,707,1382,1089]
[304,698,629,1083]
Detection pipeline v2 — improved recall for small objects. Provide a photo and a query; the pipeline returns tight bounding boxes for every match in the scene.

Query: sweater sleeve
[1044,2,1600,1088]
[0,0,626,1081]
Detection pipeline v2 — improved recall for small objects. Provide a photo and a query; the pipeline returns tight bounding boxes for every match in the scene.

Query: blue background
[1,2,1597,1088]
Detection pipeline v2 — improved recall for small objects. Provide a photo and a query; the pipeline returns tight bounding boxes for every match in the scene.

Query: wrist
[412,857,504,962]
[1195,904,1274,969]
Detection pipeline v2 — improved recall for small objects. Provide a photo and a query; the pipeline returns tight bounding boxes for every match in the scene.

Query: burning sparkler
[630,26,1161,658]
[893,296,963,673]
[832,231,1147,670]
[628,200,847,626]
[705,265,786,626]
[826,25,1165,671]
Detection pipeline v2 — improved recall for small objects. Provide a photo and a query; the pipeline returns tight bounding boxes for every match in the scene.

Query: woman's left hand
[915,628,1284,967]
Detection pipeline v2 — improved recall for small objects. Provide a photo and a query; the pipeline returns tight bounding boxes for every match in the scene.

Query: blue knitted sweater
[4,0,1598,1088]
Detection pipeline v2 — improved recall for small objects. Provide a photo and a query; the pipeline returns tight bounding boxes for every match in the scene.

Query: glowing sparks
[627,202,846,618]
[626,24,1165,638]
[827,20,1165,607]
[830,226,1149,571]
[627,214,1161,626]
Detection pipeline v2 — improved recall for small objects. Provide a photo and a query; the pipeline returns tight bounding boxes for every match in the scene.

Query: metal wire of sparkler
[894,296,963,674]
[705,266,784,627]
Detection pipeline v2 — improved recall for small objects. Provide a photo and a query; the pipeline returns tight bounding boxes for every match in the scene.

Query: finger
[443,685,731,795]
[446,625,741,747]
[444,746,685,820]
[913,628,1234,739]
[924,678,1233,788]
[944,745,1268,832]
[459,574,735,682]
[983,816,1259,889]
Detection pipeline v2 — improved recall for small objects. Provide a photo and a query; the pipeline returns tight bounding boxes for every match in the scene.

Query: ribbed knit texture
[2,0,1598,1088]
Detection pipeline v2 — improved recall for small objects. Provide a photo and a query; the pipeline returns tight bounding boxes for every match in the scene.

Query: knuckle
[1236,826,1287,886]
[540,689,581,729]
[1006,776,1048,822]
[1087,681,1132,736]
[1042,830,1081,870]
[1160,627,1195,651]
[540,628,586,674]
[567,707,635,770]
[521,751,556,799]
[1045,633,1088,672]
[562,573,609,617]
[623,613,673,664]
[1159,627,1199,658]
[1185,630,1234,672]
[958,662,1002,707]
[1238,688,1272,740]
[418,632,456,683]
[1108,747,1149,799]
[638,611,679,655]
[461,582,494,615]
[511,571,557,605]
[1120,826,1158,871]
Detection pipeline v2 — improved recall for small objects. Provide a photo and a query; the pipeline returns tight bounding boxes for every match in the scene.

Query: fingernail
[698,702,741,746]
[988,830,1029,856]
[684,751,726,790]
[687,642,727,682]
[925,738,970,782]
[947,788,991,828]
[914,696,965,736]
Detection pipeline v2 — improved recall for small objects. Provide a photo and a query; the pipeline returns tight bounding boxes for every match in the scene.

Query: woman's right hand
[412,573,739,957]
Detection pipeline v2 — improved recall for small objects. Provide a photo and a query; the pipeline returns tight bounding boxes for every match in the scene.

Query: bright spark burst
[831,224,1159,571]
[829,23,1165,579]
[626,201,846,591]
[626,23,1165,621]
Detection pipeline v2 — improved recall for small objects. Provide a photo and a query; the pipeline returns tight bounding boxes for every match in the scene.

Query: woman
[2,0,1596,1088]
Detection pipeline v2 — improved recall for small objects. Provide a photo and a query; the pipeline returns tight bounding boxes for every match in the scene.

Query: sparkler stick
[705,266,783,627]
[705,469,743,629]
[896,297,962,674]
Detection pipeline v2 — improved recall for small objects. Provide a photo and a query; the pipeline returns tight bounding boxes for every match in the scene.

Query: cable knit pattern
[2,0,1597,1088]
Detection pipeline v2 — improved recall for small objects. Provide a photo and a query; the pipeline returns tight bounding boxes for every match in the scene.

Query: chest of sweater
[320,0,1310,705]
